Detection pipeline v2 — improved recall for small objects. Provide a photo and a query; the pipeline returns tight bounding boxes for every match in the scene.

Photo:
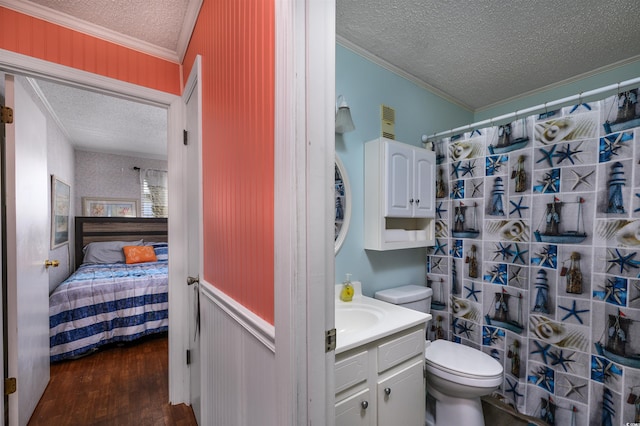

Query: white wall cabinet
[365,138,435,250]
[384,141,434,218]
[335,326,426,426]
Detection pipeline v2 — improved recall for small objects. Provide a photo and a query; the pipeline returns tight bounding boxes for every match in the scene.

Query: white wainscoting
[200,283,276,426]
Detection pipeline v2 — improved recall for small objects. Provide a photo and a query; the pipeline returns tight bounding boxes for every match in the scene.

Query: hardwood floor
[29,334,197,426]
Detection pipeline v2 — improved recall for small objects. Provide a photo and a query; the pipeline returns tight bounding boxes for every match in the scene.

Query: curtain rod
[132,167,167,173]
[426,76,640,141]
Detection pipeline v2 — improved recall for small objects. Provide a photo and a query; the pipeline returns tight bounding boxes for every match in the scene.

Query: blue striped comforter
[49,261,169,362]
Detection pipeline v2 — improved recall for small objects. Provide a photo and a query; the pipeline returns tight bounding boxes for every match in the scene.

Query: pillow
[83,240,143,264]
[123,245,158,264]
[145,242,168,261]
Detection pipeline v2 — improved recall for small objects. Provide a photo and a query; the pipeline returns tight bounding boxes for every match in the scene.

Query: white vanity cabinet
[376,360,425,426]
[335,325,426,426]
[365,137,435,250]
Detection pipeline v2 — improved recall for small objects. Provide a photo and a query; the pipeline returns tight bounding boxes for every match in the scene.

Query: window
[140,169,168,217]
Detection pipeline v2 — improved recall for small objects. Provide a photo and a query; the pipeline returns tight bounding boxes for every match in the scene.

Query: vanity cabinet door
[335,388,374,426]
[376,359,425,426]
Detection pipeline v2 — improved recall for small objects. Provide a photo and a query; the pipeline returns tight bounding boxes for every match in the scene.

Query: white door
[0,71,6,426]
[385,141,413,217]
[4,74,50,425]
[184,60,202,423]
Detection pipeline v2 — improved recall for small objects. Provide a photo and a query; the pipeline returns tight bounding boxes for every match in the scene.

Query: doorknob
[44,260,60,269]
[187,275,200,286]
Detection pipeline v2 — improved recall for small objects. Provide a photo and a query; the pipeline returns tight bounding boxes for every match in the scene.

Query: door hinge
[186,349,191,365]
[1,106,13,124]
[183,129,188,145]
[325,328,336,352]
[4,377,16,395]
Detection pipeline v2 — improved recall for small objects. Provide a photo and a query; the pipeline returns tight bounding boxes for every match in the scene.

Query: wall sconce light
[335,95,355,134]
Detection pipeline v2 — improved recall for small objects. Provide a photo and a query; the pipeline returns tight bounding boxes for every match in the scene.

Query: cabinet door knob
[361,400,368,409]
[415,199,420,204]
[384,387,391,396]
[409,198,414,204]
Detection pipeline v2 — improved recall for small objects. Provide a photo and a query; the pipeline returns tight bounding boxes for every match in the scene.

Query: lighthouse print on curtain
[427,88,640,425]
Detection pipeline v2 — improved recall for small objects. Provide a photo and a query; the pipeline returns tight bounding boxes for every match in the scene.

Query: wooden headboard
[74,216,168,268]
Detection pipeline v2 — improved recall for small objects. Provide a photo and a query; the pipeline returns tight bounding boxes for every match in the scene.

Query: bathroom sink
[335,305,384,336]
[334,281,430,354]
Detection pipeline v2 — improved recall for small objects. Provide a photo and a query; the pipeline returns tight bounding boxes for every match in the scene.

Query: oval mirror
[335,155,351,254]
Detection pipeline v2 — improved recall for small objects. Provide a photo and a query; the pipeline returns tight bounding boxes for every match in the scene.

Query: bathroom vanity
[334,283,430,425]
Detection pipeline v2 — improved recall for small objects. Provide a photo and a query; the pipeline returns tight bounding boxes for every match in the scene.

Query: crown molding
[0,0,182,63]
[336,35,472,112]
[475,54,640,114]
[176,0,202,62]
[26,77,72,141]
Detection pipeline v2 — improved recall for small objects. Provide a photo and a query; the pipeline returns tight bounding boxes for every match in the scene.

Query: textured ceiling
[27,0,190,51]
[337,0,640,110]
[34,79,167,160]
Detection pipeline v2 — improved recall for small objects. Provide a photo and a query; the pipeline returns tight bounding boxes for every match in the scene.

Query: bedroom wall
[14,76,76,294]
[43,88,75,293]
[74,150,167,218]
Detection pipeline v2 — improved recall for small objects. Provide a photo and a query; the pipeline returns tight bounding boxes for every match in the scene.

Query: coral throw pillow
[123,245,158,264]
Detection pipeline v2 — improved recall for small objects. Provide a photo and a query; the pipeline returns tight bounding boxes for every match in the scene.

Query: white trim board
[0,49,176,107]
[0,0,203,63]
[0,48,191,406]
[200,283,275,352]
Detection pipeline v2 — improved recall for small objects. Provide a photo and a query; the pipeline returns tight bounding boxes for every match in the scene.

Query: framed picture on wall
[82,197,139,218]
[51,175,71,249]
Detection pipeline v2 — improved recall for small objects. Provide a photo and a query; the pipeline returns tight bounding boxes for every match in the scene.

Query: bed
[49,216,169,362]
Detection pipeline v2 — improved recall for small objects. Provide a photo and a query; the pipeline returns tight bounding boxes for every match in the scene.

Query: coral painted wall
[183,0,275,324]
[0,7,181,95]
[0,2,275,323]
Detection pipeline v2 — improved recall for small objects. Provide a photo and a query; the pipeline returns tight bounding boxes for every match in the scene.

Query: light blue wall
[335,45,640,297]
[475,60,640,122]
[335,44,472,296]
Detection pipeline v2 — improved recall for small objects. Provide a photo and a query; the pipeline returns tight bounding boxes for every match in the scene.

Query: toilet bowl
[375,285,503,426]
[424,339,502,426]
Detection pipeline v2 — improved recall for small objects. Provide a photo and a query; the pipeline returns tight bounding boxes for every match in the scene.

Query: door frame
[181,54,203,423]
[0,48,193,404]
[274,0,335,423]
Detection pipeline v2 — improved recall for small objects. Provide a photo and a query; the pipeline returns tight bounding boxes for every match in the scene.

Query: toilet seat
[425,340,502,385]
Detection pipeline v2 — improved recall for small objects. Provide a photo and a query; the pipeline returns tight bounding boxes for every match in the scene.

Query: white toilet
[375,285,503,426]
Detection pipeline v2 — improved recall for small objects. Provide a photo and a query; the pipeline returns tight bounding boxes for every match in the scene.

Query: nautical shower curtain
[429,88,640,425]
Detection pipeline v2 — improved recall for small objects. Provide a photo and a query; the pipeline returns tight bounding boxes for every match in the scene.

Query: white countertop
[335,282,431,354]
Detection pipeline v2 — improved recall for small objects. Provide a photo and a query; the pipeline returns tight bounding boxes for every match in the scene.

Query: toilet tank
[374,285,433,314]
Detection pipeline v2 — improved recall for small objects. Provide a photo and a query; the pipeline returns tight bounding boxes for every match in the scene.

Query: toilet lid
[425,340,502,378]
